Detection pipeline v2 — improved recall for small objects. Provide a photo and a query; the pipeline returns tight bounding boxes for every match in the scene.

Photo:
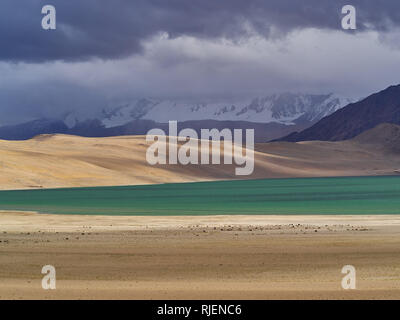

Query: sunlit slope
[0,124,399,190]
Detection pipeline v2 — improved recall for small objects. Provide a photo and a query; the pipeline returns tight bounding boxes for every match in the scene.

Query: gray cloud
[0,1,400,126]
[1,27,400,125]
[1,0,400,62]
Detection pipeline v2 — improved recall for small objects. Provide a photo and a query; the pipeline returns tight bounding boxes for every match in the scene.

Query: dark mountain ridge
[278,84,400,142]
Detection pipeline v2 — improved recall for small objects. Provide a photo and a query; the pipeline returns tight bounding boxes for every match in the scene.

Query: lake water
[0,176,399,215]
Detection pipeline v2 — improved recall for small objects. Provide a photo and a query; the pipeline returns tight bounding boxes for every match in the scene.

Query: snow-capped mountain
[77,93,352,129]
[0,93,353,141]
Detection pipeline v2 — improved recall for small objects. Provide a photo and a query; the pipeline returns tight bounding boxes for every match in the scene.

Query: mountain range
[3,83,399,143]
[0,93,351,141]
[77,93,350,128]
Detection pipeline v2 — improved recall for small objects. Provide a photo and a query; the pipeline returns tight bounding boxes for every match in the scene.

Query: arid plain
[1,124,400,299]
[1,212,400,299]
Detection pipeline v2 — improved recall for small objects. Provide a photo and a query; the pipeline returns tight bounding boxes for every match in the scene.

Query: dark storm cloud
[1,0,400,62]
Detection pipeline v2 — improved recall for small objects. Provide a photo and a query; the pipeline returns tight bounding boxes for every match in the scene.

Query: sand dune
[0,124,399,190]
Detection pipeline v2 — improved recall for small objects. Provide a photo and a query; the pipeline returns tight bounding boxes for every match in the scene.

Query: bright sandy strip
[1,129,400,190]
[0,211,400,300]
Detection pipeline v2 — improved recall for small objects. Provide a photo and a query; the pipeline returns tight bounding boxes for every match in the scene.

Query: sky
[1,0,400,125]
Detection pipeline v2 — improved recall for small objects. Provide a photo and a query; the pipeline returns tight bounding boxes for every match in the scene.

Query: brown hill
[352,123,400,152]
[0,125,400,190]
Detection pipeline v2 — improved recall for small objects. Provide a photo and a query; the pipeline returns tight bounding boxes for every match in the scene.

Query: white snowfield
[64,93,353,128]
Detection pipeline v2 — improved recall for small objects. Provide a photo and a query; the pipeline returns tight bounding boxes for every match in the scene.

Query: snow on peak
[64,93,354,128]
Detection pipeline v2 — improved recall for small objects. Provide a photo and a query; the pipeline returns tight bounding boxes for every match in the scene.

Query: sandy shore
[0,211,400,299]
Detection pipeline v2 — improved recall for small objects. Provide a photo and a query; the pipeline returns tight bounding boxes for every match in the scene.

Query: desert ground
[0,211,399,300]
[0,123,399,190]
[1,124,399,299]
